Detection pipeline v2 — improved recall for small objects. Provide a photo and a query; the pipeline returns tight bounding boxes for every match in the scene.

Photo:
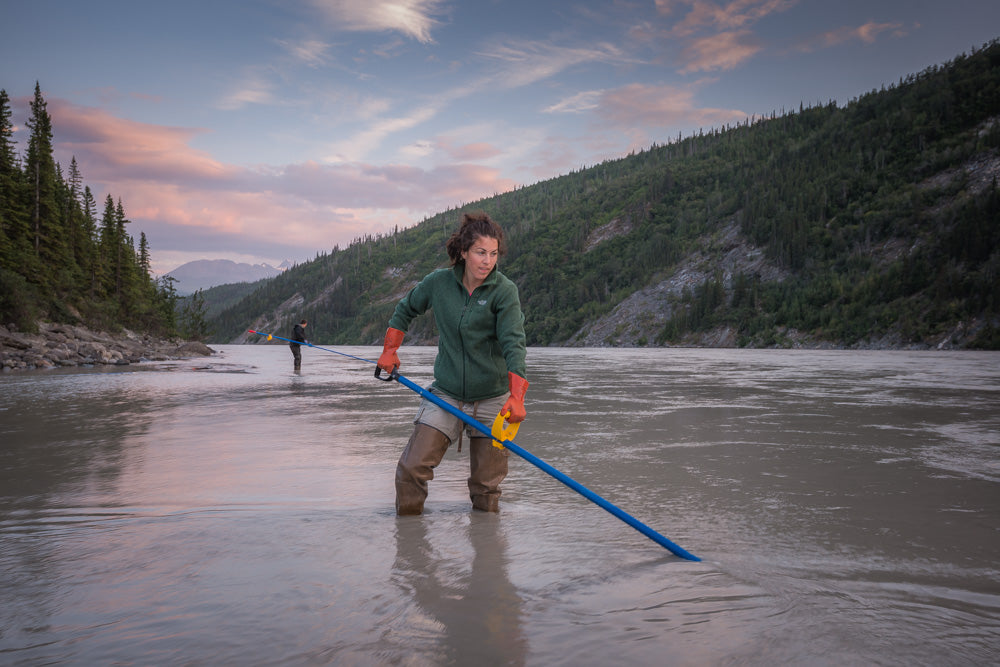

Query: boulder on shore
[0,322,215,371]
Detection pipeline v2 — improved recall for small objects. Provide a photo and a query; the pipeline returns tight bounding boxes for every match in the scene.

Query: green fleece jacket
[388,264,526,402]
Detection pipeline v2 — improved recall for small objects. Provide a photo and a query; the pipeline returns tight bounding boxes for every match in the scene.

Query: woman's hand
[377,328,405,373]
[501,372,529,422]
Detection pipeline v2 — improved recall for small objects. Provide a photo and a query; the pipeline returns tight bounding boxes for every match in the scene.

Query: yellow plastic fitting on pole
[491,411,520,448]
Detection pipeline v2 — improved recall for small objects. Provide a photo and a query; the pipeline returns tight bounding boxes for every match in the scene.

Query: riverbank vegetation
[0,83,178,337]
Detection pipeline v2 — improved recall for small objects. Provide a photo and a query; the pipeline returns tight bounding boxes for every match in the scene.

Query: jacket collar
[451,263,499,290]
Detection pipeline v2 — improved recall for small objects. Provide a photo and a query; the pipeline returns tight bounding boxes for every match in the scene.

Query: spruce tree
[0,88,31,272]
[25,82,66,291]
[98,194,118,300]
[79,186,99,296]
[113,198,131,304]
[66,157,90,279]
[138,231,151,277]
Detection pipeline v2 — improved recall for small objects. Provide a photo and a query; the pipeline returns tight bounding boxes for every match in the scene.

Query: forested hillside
[210,40,998,350]
[0,84,177,336]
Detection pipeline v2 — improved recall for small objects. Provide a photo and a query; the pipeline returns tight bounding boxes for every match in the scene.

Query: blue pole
[247,330,376,365]
[247,330,700,561]
[390,372,700,562]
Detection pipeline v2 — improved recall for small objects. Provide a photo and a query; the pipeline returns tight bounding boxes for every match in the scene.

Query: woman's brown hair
[445,211,506,265]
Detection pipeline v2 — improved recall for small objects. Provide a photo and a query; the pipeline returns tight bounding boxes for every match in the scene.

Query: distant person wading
[377,211,528,514]
[290,319,308,370]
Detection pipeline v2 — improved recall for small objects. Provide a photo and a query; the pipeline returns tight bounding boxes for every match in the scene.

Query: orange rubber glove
[377,327,405,374]
[501,372,529,423]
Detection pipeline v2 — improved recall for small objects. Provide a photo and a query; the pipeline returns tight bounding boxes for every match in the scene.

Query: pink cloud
[679,29,762,72]
[795,21,909,52]
[597,82,747,129]
[48,99,237,184]
[654,0,680,15]
[443,141,502,162]
[643,3,782,72]
[664,0,798,37]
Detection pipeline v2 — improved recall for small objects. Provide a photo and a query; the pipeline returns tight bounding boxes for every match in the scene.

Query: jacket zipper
[458,286,473,399]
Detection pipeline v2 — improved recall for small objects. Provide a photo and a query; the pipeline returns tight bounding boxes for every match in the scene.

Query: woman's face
[461,234,499,284]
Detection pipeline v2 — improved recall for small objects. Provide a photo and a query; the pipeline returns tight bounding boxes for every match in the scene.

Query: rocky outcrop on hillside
[0,322,214,371]
[571,221,788,347]
[230,278,349,345]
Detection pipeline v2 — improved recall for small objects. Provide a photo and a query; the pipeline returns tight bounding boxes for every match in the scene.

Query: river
[1,345,998,665]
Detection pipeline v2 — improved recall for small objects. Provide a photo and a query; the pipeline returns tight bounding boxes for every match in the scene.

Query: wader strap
[457,400,485,453]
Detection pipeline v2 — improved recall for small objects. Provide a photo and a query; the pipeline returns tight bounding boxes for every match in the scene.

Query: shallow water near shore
[1,346,998,665]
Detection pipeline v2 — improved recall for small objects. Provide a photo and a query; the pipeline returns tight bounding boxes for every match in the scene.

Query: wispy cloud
[541,81,747,164]
[433,139,502,162]
[680,29,762,73]
[277,38,333,67]
[309,0,447,44]
[794,21,910,52]
[543,91,602,114]
[320,35,634,164]
[475,39,636,89]
[595,82,746,129]
[660,0,798,37]
[322,102,444,162]
[645,1,794,74]
[217,72,278,111]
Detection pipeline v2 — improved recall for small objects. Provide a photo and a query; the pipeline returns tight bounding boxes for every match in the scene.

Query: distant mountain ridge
[166,259,284,294]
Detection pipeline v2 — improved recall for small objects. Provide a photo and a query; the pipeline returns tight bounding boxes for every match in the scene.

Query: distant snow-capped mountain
[166,259,284,294]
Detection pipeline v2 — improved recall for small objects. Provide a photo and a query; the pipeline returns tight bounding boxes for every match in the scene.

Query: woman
[377,211,528,515]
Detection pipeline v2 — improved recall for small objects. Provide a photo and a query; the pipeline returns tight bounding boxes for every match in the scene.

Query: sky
[3,1,998,275]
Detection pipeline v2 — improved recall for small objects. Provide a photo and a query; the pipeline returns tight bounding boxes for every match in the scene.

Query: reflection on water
[389,514,527,665]
[1,346,998,664]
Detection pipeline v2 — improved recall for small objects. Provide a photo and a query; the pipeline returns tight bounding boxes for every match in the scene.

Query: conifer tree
[25,82,65,287]
[65,157,90,282]
[0,89,15,265]
[179,289,210,341]
[98,193,118,298]
[80,185,99,295]
[0,88,30,271]
[113,198,134,305]
[138,231,151,277]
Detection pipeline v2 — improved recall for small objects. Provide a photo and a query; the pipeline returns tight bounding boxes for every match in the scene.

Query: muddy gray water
[1,346,998,665]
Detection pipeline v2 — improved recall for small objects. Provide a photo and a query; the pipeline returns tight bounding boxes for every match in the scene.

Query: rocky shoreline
[0,322,215,372]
